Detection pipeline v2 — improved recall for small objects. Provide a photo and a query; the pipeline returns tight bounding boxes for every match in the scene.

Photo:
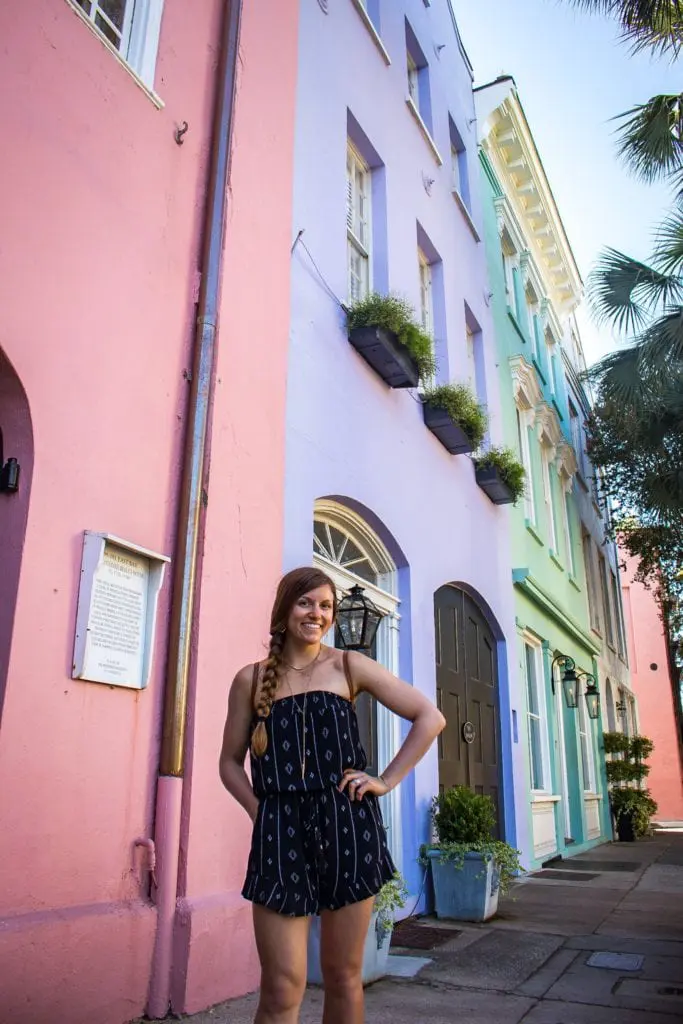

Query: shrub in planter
[473,447,525,505]
[422,383,488,455]
[346,293,436,387]
[307,872,408,986]
[603,732,657,840]
[610,787,658,841]
[420,786,522,922]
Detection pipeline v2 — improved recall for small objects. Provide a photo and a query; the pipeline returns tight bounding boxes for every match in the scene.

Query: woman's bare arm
[219,665,259,822]
[339,651,445,799]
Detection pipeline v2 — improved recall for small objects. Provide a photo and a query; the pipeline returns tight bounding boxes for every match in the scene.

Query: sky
[451,0,680,365]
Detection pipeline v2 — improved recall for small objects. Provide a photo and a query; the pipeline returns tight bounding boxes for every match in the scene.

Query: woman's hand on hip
[339,768,390,801]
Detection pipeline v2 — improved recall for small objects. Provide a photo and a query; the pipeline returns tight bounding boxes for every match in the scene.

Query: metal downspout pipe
[147,0,243,1015]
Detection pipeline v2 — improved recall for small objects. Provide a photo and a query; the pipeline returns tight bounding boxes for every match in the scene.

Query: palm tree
[563,2,683,183]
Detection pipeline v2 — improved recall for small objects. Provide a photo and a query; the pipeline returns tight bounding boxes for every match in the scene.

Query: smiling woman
[218,566,444,1024]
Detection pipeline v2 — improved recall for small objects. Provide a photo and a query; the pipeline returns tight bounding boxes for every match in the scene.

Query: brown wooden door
[435,585,502,836]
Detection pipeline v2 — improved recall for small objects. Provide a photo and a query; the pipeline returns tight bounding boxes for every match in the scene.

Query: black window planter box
[475,464,516,505]
[422,403,474,455]
[348,326,419,389]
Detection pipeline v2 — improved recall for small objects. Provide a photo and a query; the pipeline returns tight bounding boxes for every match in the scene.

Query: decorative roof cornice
[475,79,583,314]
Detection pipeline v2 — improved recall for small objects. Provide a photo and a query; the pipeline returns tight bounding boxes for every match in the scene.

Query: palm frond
[586,247,681,334]
[614,94,683,184]
[563,2,683,55]
[653,200,683,272]
[636,308,683,372]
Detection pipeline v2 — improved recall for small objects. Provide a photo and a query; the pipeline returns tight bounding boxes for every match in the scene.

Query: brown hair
[251,566,338,757]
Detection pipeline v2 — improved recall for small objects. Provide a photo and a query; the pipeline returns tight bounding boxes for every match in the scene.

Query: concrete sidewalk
[175,828,683,1023]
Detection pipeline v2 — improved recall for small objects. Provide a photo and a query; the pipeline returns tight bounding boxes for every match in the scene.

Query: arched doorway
[312,499,403,868]
[434,584,503,835]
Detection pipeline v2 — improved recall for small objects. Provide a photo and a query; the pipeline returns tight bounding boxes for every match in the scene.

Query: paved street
[176,828,683,1024]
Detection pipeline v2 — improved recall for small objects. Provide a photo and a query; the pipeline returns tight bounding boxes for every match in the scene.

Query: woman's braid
[250,629,285,757]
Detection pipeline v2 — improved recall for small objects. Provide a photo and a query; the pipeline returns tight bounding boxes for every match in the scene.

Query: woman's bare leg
[319,898,374,1024]
[252,904,310,1024]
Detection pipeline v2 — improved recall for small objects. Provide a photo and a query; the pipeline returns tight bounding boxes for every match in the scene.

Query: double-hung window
[561,489,575,575]
[524,641,549,791]
[516,409,535,524]
[407,52,419,106]
[418,249,433,338]
[72,0,165,86]
[541,445,558,552]
[346,142,372,303]
[582,530,601,632]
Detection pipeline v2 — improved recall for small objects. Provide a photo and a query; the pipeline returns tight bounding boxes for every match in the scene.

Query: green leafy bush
[423,383,488,448]
[605,759,650,785]
[420,786,523,895]
[346,292,437,382]
[611,788,658,838]
[474,446,526,503]
[603,732,658,838]
[602,731,631,755]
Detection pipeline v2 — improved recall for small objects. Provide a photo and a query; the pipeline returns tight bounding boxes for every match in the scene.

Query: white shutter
[347,142,371,302]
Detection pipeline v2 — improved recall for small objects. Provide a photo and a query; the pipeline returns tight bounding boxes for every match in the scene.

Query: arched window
[312,499,402,868]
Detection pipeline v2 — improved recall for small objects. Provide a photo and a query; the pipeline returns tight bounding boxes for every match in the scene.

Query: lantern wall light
[551,654,601,721]
[336,584,384,652]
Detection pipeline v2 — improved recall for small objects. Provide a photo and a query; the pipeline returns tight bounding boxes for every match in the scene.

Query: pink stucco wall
[621,553,683,823]
[0,2,298,1021]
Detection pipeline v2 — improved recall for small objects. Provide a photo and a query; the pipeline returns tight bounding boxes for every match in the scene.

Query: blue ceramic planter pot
[428,850,500,922]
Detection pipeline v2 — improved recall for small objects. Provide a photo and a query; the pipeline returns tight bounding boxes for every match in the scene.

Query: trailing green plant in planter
[473,446,525,505]
[374,872,408,948]
[346,293,437,385]
[420,786,522,921]
[422,383,488,454]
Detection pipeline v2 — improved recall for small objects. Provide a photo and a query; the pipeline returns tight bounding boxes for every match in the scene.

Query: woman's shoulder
[232,661,263,692]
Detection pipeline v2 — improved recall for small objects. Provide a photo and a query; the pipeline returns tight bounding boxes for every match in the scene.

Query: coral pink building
[620,553,683,824]
[0,2,298,1021]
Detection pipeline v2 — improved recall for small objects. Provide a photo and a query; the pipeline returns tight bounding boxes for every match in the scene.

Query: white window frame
[523,638,551,793]
[541,444,558,553]
[599,553,615,648]
[502,242,518,314]
[465,323,476,391]
[578,690,596,793]
[69,0,165,87]
[418,248,433,338]
[561,486,575,576]
[346,142,372,304]
[516,408,535,525]
[582,530,601,632]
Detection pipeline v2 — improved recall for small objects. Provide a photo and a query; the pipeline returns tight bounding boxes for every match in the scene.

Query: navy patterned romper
[242,654,396,916]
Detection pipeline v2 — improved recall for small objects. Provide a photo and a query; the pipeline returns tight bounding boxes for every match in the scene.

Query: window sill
[584,793,603,801]
[525,520,544,547]
[405,97,443,165]
[549,551,564,572]
[568,574,581,593]
[65,0,164,108]
[451,190,480,241]
[349,0,391,65]
[591,627,603,641]
[507,310,528,346]
[531,793,561,803]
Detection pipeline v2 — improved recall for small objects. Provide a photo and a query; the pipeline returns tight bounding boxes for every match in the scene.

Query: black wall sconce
[336,584,384,652]
[551,654,601,721]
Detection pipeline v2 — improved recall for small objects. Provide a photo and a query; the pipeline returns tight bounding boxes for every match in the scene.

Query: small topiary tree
[603,732,657,838]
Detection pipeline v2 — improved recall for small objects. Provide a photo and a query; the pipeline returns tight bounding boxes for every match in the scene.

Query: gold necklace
[281,647,322,673]
[284,662,316,780]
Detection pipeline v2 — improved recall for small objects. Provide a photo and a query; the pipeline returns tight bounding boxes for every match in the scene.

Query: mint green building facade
[474,79,629,868]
